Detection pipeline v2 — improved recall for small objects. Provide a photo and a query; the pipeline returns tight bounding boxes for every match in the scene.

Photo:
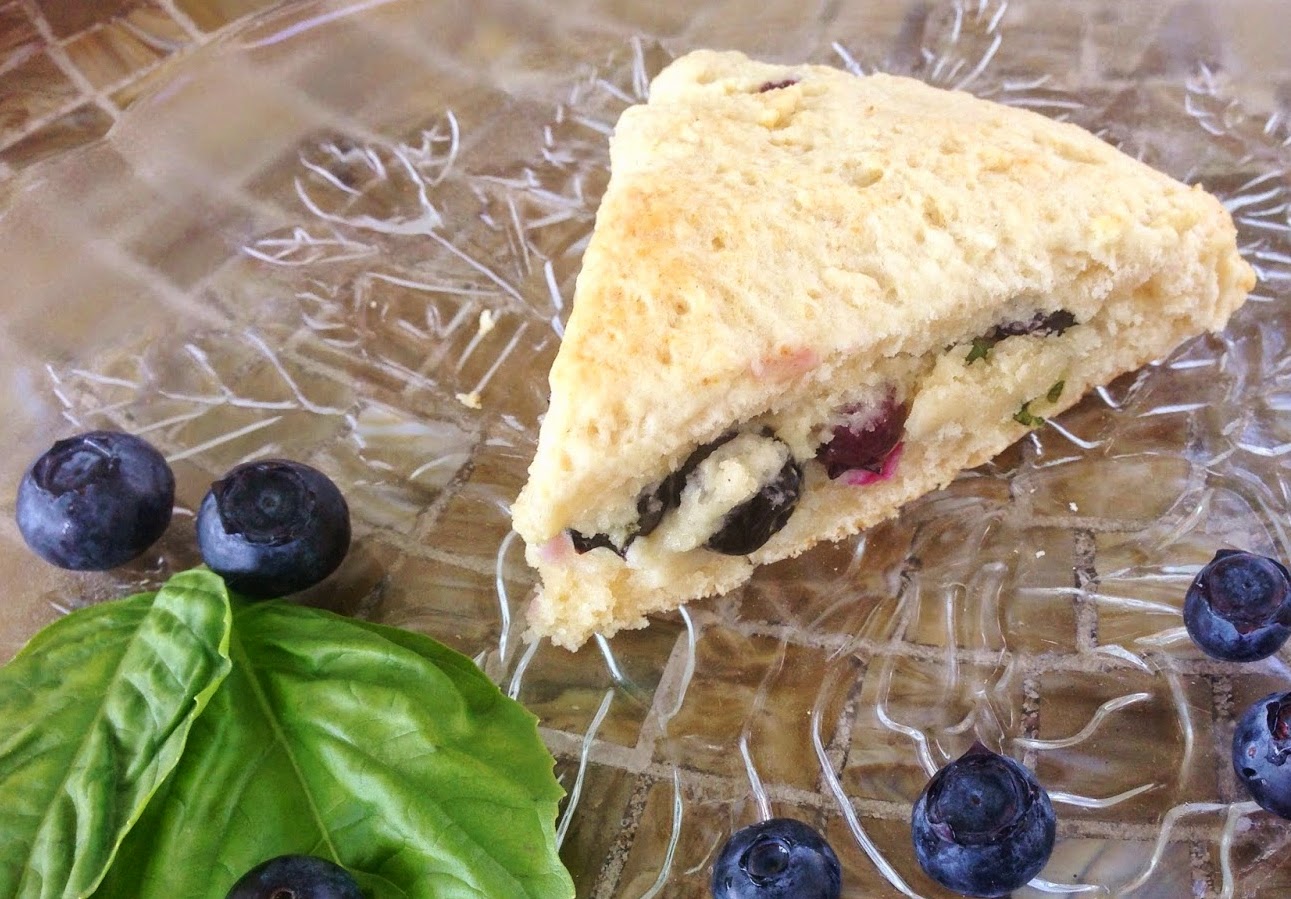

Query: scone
[512,49,1255,650]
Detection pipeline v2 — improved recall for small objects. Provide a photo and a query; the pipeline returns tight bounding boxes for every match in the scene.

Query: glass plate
[3,0,1291,895]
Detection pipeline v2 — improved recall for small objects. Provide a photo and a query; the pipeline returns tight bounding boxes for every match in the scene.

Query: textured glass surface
[2,1,1291,896]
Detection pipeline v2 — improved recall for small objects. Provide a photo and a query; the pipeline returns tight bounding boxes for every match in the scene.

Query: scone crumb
[1035,550,1046,558]
[478,310,497,336]
[456,391,483,409]
[1068,502,1079,512]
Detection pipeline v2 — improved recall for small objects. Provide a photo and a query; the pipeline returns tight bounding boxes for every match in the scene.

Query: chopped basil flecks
[964,309,1079,366]
[1013,402,1045,428]
[966,337,994,364]
[1046,380,1065,403]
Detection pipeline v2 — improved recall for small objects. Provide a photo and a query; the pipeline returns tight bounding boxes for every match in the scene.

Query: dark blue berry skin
[710,818,841,899]
[568,530,621,556]
[197,460,350,598]
[912,743,1056,898]
[1183,549,1291,662]
[984,309,1077,341]
[16,431,174,571]
[1233,692,1291,819]
[225,854,362,899]
[569,432,803,558]
[705,451,803,556]
[571,434,738,556]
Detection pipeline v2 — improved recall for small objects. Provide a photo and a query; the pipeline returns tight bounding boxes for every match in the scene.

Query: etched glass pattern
[1,1,1291,896]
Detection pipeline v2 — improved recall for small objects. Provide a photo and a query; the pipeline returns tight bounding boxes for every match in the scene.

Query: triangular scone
[512,49,1255,650]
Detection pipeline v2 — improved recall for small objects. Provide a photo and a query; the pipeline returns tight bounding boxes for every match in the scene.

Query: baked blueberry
[911,742,1056,898]
[568,432,802,559]
[984,309,1077,341]
[568,530,622,556]
[16,430,174,570]
[710,818,841,899]
[815,396,908,480]
[225,854,361,899]
[1183,549,1291,662]
[645,434,737,536]
[706,452,803,556]
[967,310,1079,363]
[568,435,737,555]
[197,459,350,598]
[1233,691,1291,819]
[632,481,672,541]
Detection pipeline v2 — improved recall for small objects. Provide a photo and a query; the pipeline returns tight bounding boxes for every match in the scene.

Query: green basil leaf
[0,569,233,899]
[96,601,573,899]
[1013,401,1046,428]
[965,336,995,364]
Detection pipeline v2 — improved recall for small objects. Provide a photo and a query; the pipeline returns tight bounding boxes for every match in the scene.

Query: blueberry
[705,451,803,556]
[969,310,1079,363]
[815,396,908,480]
[1233,691,1291,819]
[16,430,174,571]
[568,530,622,556]
[567,434,736,555]
[642,434,738,535]
[1183,549,1291,662]
[568,433,802,558]
[911,742,1056,898]
[984,309,1077,341]
[710,818,841,899]
[225,854,362,899]
[197,459,350,598]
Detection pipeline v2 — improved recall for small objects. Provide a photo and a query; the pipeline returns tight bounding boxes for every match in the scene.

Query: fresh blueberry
[1183,549,1291,662]
[710,818,841,899]
[1233,691,1291,819]
[225,854,362,899]
[197,459,350,598]
[815,395,908,480]
[911,742,1056,898]
[16,430,174,570]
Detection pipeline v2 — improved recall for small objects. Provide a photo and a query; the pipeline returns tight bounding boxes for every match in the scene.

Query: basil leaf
[96,601,573,899]
[965,336,995,364]
[0,569,233,899]
[1013,401,1046,428]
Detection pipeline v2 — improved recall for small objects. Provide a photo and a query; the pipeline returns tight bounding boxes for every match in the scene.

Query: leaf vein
[228,626,343,863]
